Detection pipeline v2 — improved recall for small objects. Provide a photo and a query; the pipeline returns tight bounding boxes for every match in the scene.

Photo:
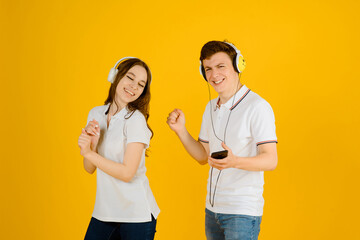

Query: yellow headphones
[199,42,246,81]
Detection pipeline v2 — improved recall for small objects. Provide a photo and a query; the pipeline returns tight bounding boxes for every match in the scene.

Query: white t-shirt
[86,105,160,222]
[198,85,277,216]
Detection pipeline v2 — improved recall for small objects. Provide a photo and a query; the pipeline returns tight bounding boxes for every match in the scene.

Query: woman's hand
[167,109,186,135]
[78,129,92,157]
[84,119,100,151]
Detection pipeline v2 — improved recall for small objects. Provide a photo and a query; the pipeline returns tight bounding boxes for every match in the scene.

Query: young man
[167,40,278,240]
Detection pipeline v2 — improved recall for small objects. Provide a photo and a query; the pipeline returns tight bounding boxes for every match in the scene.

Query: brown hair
[200,40,239,72]
[104,58,154,143]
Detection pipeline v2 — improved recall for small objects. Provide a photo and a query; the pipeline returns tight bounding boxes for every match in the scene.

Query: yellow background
[1,0,360,239]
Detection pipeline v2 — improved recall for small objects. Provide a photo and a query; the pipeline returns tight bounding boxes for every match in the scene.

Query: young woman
[78,57,160,240]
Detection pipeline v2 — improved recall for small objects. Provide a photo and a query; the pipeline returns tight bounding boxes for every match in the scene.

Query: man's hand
[208,142,237,170]
[167,109,186,134]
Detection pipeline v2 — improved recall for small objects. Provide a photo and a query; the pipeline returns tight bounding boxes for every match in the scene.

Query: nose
[208,69,219,81]
[129,81,138,90]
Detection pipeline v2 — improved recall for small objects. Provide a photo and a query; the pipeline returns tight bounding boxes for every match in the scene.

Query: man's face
[202,52,239,95]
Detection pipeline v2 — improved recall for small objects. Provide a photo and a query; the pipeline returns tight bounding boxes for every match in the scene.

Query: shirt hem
[92,214,156,223]
[205,206,263,217]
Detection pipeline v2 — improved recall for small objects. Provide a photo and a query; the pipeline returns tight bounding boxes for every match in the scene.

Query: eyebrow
[205,63,225,69]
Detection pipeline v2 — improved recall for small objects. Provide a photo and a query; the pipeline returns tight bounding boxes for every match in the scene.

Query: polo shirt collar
[104,103,128,119]
[217,85,251,111]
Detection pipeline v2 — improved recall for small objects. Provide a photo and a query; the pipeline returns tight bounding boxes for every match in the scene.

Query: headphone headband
[107,57,152,84]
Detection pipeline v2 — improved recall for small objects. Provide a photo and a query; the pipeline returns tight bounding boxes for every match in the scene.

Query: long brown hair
[104,58,153,142]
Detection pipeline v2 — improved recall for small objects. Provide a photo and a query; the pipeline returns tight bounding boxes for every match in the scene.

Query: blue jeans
[205,208,262,240]
[84,215,157,240]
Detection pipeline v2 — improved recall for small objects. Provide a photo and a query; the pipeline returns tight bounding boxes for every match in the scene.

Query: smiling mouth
[213,78,225,85]
[124,88,135,96]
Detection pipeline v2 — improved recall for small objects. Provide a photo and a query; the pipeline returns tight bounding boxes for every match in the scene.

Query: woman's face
[114,65,148,108]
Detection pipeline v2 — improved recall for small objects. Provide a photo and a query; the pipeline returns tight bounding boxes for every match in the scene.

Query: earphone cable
[207,74,241,207]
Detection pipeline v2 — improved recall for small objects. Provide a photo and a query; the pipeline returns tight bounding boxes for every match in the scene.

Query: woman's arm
[82,120,100,174]
[78,129,146,182]
[84,142,145,182]
[83,158,96,174]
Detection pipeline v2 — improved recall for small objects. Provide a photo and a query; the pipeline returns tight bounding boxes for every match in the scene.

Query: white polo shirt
[86,105,160,222]
[198,85,277,216]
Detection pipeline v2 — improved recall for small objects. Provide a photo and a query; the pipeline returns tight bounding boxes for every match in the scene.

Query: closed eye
[127,75,134,80]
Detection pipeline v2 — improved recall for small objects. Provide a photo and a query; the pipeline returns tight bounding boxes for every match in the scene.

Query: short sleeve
[125,112,151,149]
[198,103,210,143]
[251,100,278,146]
[86,106,106,125]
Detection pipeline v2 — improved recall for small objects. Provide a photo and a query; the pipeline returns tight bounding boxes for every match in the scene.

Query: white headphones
[107,57,135,83]
[107,57,152,84]
[199,42,246,81]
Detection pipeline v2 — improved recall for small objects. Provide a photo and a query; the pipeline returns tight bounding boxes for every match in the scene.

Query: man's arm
[208,142,277,171]
[167,108,209,165]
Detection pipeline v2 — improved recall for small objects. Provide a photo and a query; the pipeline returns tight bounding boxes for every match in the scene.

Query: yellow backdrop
[1,0,359,239]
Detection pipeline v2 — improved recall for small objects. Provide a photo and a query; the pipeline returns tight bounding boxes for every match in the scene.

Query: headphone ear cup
[201,66,207,81]
[199,60,208,81]
[107,67,118,83]
[238,56,246,73]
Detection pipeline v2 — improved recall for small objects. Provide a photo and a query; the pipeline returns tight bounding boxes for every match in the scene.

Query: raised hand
[166,108,186,134]
[84,119,100,151]
[78,129,92,157]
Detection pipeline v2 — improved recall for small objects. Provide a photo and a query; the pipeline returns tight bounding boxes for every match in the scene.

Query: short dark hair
[200,40,238,72]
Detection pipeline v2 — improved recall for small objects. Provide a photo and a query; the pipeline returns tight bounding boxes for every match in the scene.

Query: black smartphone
[211,150,228,159]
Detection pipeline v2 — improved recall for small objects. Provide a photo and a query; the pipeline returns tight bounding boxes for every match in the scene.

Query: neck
[109,100,126,116]
[219,82,243,105]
